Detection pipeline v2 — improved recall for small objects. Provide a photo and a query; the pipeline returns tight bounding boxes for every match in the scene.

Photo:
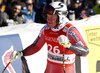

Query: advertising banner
[82,25,100,73]
[0,34,23,73]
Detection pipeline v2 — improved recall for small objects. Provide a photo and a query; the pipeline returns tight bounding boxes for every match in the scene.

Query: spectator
[67,0,96,21]
[0,0,3,11]
[94,0,100,14]
[34,0,53,24]
[20,0,27,13]
[0,1,23,27]
[21,0,36,23]
[87,0,97,8]
[35,1,47,24]
[0,0,6,12]
[5,0,18,13]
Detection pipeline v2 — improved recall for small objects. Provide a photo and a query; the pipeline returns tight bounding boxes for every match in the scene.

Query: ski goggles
[44,4,55,15]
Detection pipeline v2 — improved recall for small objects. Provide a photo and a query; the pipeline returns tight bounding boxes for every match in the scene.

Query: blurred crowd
[0,0,100,27]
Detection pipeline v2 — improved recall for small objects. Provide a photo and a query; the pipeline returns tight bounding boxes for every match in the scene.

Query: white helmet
[44,1,68,26]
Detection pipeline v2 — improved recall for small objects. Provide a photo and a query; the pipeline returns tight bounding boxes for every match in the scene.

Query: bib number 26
[48,44,60,54]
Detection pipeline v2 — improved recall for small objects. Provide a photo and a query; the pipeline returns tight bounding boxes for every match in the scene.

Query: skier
[10,1,89,73]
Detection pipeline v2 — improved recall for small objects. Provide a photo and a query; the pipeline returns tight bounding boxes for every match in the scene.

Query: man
[0,0,6,12]
[67,0,96,20]
[87,0,97,8]
[21,0,36,23]
[10,2,89,73]
[35,1,47,24]
[0,1,23,27]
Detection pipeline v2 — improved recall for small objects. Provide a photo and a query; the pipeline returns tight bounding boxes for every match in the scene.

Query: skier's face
[47,14,58,28]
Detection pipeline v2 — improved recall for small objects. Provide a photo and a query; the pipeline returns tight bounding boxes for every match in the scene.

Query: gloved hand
[10,51,23,61]
[57,35,71,48]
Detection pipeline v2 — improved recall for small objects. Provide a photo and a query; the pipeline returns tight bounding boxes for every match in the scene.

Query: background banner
[82,25,100,73]
[0,34,23,73]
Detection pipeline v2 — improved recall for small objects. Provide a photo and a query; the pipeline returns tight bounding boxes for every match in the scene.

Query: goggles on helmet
[44,4,55,15]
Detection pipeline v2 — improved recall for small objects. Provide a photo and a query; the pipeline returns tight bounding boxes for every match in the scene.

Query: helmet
[72,0,83,3]
[44,1,68,26]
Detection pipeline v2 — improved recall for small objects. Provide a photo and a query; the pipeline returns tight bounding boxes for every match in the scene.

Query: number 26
[48,44,60,54]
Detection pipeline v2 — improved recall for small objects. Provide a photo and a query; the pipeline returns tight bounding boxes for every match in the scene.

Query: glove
[57,35,71,48]
[10,51,23,61]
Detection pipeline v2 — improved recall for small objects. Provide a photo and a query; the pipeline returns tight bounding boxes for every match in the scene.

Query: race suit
[22,21,88,73]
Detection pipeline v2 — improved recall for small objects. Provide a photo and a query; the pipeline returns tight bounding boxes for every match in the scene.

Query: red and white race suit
[23,21,87,73]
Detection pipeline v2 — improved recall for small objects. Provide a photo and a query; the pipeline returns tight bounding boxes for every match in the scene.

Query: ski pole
[2,54,17,73]
[2,60,12,73]
[61,43,66,73]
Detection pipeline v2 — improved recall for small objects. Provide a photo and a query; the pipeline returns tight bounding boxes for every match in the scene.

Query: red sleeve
[67,26,88,56]
[68,26,87,47]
